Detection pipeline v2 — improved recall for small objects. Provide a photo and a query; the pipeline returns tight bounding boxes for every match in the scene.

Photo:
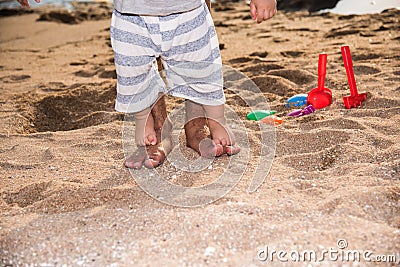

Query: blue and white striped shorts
[110,2,225,113]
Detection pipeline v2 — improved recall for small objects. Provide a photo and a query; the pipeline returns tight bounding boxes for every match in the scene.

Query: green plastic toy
[246,110,276,121]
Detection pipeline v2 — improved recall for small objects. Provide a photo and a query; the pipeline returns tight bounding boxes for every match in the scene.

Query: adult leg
[185,101,240,157]
[124,94,173,169]
[185,100,224,158]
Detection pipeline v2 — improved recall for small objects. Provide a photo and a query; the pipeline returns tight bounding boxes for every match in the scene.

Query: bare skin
[250,0,277,23]
[124,95,172,169]
[17,0,40,7]
[186,101,240,158]
[125,97,242,169]
[184,101,224,158]
[17,0,271,168]
[125,0,243,168]
[133,107,157,146]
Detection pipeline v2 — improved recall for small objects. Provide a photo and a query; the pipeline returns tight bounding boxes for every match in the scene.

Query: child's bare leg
[124,107,156,169]
[124,96,172,169]
[146,95,173,168]
[203,104,240,155]
[133,107,157,146]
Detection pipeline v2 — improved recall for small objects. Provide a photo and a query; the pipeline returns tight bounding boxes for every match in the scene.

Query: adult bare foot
[185,117,224,158]
[184,100,240,158]
[124,95,172,169]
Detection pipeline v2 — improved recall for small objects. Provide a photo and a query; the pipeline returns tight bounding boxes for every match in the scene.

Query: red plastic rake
[341,46,367,109]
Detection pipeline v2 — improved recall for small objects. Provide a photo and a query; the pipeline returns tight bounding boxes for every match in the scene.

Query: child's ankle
[134,107,151,146]
[203,104,225,123]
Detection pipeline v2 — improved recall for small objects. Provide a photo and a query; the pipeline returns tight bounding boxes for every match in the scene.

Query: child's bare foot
[203,104,241,156]
[144,114,157,146]
[207,117,240,156]
[133,107,157,146]
[125,96,172,169]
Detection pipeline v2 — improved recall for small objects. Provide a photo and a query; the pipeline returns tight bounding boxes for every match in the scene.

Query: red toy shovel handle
[341,46,358,96]
[318,53,327,90]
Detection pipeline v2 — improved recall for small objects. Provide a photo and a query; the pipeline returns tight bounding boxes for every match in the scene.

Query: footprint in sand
[240,63,284,76]
[272,37,289,43]
[214,21,232,28]
[249,51,268,58]
[70,60,88,66]
[353,65,381,75]
[351,53,383,61]
[280,51,305,58]
[98,70,117,79]
[360,96,400,110]
[286,28,319,33]
[74,68,102,77]
[2,182,51,208]
[38,11,81,24]
[38,82,68,92]
[360,32,376,37]
[286,145,344,172]
[213,5,235,12]
[267,69,315,85]
[0,74,31,83]
[252,75,296,96]
[277,130,351,172]
[0,142,54,170]
[325,29,360,38]
[228,57,254,65]
[31,83,122,132]
[257,34,272,39]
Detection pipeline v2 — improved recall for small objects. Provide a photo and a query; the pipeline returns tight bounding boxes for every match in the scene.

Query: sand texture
[1,2,399,266]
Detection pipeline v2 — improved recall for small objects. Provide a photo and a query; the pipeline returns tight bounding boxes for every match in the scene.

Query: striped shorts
[110,2,225,113]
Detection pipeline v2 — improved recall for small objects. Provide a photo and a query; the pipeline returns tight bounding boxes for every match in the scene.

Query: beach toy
[306,53,332,109]
[260,115,283,125]
[287,108,303,117]
[300,105,316,116]
[341,46,367,109]
[287,105,316,117]
[285,93,308,107]
[247,110,276,121]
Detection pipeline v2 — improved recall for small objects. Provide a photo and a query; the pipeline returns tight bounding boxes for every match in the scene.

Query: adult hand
[250,0,277,24]
[17,0,41,8]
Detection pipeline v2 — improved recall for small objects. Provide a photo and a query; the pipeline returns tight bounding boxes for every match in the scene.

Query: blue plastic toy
[285,94,308,107]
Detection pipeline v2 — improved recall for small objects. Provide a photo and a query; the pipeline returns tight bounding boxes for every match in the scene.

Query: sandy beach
[0,1,399,266]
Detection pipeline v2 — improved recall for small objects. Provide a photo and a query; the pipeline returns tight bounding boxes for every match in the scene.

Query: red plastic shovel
[307,53,332,109]
[341,46,367,109]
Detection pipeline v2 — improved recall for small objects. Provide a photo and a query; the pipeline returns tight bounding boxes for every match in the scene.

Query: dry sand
[0,2,399,266]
